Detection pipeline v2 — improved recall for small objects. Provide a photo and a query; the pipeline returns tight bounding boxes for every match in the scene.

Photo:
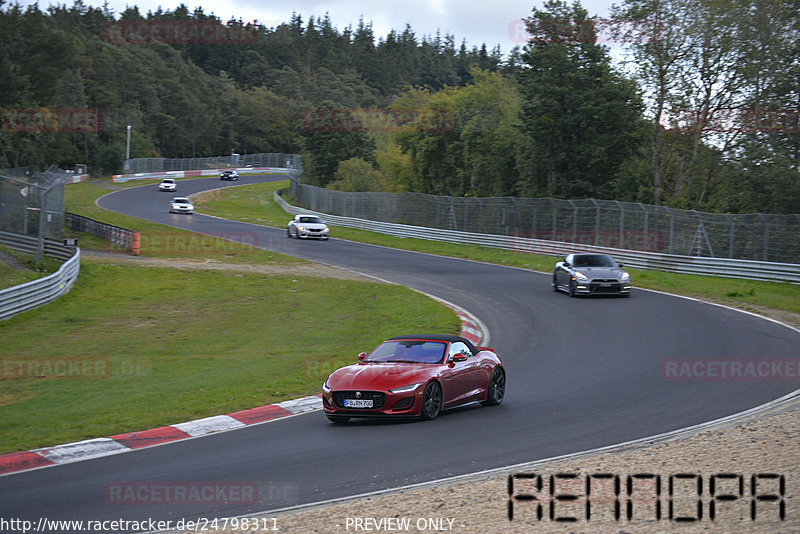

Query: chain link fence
[289,177,800,264]
[0,167,70,242]
[123,153,301,174]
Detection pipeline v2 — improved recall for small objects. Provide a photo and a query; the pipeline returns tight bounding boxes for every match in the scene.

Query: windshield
[298,216,323,224]
[365,340,446,364]
[572,254,617,268]
[173,198,190,203]
[161,179,175,183]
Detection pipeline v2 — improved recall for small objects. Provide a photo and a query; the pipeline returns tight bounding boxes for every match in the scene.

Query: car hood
[296,223,327,229]
[327,363,436,390]
[572,266,624,279]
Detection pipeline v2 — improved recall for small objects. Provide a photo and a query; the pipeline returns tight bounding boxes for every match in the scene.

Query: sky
[17,0,619,54]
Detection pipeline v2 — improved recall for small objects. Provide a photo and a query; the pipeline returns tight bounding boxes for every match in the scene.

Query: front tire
[481,367,505,406]
[419,381,442,420]
[568,279,577,297]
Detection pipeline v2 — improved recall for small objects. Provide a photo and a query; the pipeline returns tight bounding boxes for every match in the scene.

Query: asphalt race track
[2,174,798,532]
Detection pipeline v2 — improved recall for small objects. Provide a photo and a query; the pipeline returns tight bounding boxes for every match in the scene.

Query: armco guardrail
[65,213,139,254]
[0,230,76,261]
[275,191,800,284]
[111,166,290,183]
[0,231,81,321]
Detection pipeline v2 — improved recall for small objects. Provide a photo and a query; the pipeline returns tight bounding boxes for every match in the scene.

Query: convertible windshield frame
[364,340,447,364]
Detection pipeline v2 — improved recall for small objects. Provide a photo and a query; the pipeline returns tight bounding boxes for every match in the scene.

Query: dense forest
[0,0,798,213]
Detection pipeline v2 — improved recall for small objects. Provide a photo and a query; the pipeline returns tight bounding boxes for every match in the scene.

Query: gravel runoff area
[83,251,796,534]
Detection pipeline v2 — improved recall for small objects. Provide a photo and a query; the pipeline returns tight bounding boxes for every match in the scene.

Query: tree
[300,101,376,186]
[327,157,390,191]
[515,0,645,199]
[233,87,299,154]
[391,69,521,196]
[610,0,695,205]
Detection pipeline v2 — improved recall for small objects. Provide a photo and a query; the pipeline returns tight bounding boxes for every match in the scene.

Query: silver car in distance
[169,196,194,214]
[553,253,631,297]
[287,214,329,240]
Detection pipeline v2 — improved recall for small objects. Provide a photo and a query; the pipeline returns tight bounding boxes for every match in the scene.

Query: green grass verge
[0,261,40,291]
[0,261,459,454]
[63,178,299,264]
[0,246,62,290]
[193,180,800,317]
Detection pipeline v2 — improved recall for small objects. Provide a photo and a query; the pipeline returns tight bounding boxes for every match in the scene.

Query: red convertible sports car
[322,334,505,423]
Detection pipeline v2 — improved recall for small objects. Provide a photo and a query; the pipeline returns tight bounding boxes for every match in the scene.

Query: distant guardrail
[65,213,139,254]
[0,231,80,321]
[275,191,800,284]
[111,166,291,183]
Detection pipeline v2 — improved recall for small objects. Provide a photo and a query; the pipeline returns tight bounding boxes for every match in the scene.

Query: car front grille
[332,391,385,409]
[590,280,622,293]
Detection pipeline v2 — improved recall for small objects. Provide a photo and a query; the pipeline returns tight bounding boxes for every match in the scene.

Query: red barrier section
[228,404,293,425]
[110,426,191,449]
[0,451,53,474]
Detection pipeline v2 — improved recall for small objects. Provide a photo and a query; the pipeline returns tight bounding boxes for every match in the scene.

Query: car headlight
[298,225,306,231]
[573,271,588,280]
[389,382,423,394]
[620,271,630,282]
[322,380,331,393]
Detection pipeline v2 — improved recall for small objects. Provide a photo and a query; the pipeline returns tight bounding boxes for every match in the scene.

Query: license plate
[600,283,612,287]
[344,399,373,408]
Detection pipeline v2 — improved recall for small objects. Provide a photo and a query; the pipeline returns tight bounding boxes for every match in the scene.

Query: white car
[158,178,177,192]
[287,214,329,239]
[169,197,194,214]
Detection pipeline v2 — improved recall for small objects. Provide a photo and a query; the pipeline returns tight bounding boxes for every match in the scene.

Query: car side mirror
[618,262,624,267]
[357,352,367,361]
[563,261,570,267]
[449,355,468,363]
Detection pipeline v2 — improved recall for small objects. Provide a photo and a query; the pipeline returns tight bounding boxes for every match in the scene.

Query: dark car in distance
[553,253,631,297]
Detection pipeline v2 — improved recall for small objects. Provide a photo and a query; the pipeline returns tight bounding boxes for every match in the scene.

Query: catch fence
[123,153,301,174]
[0,167,71,244]
[289,177,800,264]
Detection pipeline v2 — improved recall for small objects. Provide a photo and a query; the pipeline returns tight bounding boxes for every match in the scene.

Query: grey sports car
[553,253,631,297]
